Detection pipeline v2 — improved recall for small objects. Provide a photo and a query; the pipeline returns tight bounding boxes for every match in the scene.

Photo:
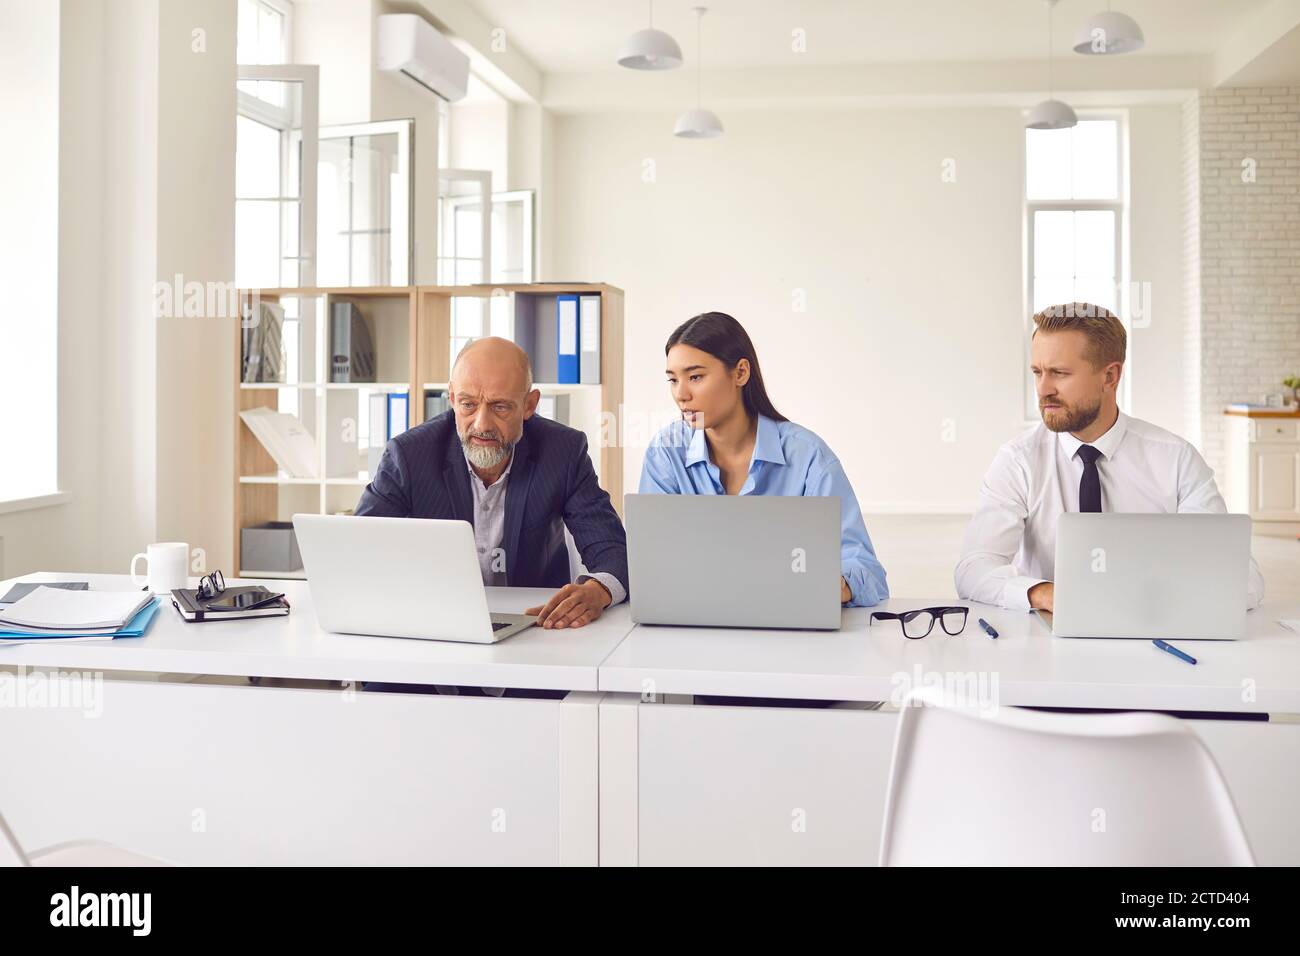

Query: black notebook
[170,586,290,623]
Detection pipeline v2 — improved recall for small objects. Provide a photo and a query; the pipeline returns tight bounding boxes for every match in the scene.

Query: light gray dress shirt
[463,450,627,605]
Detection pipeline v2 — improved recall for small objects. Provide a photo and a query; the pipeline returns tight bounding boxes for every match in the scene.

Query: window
[1024,117,1128,417]
[236,1,316,422]
[236,0,312,291]
[0,1,59,505]
[439,174,536,365]
[237,0,291,104]
[317,120,414,287]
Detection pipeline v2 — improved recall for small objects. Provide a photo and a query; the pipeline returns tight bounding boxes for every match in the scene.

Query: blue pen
[978,618,998,639]
[1153,640,1197,665]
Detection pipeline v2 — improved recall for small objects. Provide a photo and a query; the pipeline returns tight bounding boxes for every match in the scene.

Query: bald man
[356,337,628,631]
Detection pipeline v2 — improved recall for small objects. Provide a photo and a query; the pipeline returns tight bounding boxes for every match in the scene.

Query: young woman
[639,311,889,607]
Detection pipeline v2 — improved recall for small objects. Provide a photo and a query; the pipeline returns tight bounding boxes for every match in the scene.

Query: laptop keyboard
[491,621,511,631]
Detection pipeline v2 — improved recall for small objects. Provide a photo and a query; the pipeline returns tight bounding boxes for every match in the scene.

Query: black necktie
[1077,444,1103,513]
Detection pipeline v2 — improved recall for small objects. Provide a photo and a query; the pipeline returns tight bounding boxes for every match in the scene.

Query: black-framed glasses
[196,569,226,601]
[870,606,969,639]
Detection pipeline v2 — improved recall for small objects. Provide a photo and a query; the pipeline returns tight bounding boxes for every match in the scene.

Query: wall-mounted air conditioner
[377,13,470,103]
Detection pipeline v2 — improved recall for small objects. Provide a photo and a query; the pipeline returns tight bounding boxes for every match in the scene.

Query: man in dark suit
[356,336,627,630]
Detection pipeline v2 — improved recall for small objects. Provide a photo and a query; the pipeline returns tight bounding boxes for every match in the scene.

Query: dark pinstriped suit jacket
[354,411,628,593]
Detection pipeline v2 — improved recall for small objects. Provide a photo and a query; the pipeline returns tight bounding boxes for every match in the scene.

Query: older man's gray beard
[461,429,517,470]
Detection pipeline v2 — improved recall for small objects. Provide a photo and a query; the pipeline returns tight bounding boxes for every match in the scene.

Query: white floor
[867,514,1300,602]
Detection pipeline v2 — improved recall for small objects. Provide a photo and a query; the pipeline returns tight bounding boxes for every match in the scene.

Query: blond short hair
[1032,302,1126,368]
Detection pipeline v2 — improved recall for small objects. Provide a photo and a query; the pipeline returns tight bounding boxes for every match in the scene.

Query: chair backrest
[879,688,1256,866]
[0,811,31,867]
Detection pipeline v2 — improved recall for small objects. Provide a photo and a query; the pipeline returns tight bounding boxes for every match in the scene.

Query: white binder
[579,294,601,384]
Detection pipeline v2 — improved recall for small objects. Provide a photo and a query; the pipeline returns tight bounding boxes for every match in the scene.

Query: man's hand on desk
[1028,581,1054,614]
[840,576,851,604]
[525,579,612,630]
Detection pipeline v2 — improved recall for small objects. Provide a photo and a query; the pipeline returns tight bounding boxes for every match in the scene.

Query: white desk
[6,576,1299,866]
[0,572,635,866]
[600,599,1300,712]
[596,598,1300,866]
[1,572,633,691]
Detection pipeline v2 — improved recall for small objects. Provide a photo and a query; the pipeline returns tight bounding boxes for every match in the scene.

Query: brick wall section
[1184,87,1300,480]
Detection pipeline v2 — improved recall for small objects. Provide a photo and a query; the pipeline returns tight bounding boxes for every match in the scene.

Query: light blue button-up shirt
[638,415,889,607]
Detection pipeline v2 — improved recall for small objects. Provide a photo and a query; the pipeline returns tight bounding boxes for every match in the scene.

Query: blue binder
[556,294,580,384]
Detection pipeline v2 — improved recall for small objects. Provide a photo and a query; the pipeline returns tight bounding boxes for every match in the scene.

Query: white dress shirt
[955,410,1264,611]
[463,450,626,605]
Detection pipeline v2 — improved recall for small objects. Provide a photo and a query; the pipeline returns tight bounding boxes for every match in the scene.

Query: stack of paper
[0,587,159,646]
[239,406,319,478]
[0,580,87,610]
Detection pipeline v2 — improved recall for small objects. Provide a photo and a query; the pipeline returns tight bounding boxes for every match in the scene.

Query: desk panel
[601,696,1300,867]
[0,671,601,865]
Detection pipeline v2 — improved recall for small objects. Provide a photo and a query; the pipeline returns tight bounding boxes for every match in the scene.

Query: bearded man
[954,302,1263,613]
[356,336,627,630]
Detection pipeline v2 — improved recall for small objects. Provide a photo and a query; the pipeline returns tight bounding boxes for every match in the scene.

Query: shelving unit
[234,283,625,578]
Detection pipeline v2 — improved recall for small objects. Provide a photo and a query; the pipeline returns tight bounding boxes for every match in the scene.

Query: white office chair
[1,810,171,867]
[879,688,1256,866]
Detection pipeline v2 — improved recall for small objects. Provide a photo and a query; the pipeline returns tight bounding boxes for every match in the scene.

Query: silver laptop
[626,494,843,630]
[292,514,535,644]
[1046,513,1250,640]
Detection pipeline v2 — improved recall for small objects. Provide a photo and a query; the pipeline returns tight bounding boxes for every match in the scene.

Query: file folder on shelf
[424,389,449,421]
[239,407,319,478]
[368,392,388,474]
[386,392,409,441]
[579,294,601,384]
[556,294,580,384]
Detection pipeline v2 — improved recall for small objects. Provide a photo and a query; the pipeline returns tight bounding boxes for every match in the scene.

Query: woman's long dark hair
[665,312,787,423]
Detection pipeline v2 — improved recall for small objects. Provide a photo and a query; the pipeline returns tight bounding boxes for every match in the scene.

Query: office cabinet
[1225,410,1300,524]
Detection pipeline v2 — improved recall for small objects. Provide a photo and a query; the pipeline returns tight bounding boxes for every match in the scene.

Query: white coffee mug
[130,542,190,594]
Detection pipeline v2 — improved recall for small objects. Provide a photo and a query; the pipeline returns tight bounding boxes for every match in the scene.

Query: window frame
[1022,111,1130,422]
[317,118,415,287]
[238,0,293,65]
[235,64,319,289]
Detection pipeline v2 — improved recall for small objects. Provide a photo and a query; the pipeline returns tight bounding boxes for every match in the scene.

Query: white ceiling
[463,0,1269,74]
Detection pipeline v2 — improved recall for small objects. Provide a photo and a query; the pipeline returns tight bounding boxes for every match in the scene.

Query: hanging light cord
[1047,2,1054,97]
[696,9,703,108]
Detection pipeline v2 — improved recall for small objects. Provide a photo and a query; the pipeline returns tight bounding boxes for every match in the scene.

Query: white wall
[293,0,372,126]
[550,104,1189,511]
[508,101,554,277]
[449,89,509,190]
[1128,104,1188,439]
[154,0,236,574]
